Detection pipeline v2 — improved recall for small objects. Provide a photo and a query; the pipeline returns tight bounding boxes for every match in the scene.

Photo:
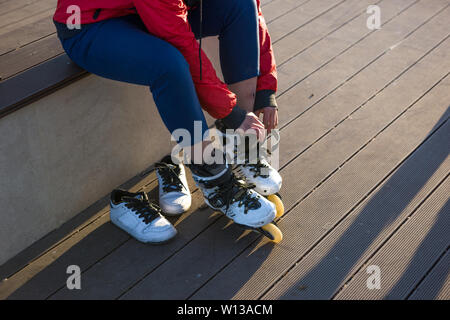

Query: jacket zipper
[93,9,101,20]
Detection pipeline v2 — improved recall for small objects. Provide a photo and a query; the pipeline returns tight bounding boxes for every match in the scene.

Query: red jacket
[54,0,277,120]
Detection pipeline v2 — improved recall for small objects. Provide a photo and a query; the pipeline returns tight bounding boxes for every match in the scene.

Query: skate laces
[238,146,271,179]
[156,162,186,193]
[208,174,261,214]
[123,194,161,225]
[246,161,270,178]
[215,119,272,179]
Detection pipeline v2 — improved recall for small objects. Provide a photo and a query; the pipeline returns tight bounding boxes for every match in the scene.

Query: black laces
[206,174,261,215]
[156,162,187,193]
[245,161,270,178]
[123,194,161,225]
[237,145,271,178]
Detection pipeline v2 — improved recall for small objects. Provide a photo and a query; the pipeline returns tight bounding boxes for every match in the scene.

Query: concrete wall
[0,37,220,265]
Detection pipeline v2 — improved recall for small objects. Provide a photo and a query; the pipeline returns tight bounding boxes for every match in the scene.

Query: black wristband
[220,105,247,130]
[254,89,278,112]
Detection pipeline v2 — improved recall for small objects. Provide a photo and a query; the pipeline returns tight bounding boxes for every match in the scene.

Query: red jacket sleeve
[132,0,237,119]
[256,0,278,93]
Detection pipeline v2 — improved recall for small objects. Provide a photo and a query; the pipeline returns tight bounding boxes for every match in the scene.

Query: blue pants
[60,0,259,146]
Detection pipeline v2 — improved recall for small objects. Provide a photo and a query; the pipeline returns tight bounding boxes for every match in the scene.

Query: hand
[255,107,278,134]
[236,112,266,142]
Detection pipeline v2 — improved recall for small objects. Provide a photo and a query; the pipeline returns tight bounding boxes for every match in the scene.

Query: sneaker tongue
[122,196,138,203]
[122,193,147,203]
[136,192,149,201]
[166,163,178,170]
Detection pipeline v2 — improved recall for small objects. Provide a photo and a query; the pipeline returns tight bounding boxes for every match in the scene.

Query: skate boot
[155,155,191,215]
[110,189,177,244]
[234,157,284,218]
[215,120,284,218]
[188,162,282,242]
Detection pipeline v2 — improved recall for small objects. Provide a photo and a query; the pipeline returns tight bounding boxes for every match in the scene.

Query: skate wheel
[267,194,284,218]
[261,223,283,243]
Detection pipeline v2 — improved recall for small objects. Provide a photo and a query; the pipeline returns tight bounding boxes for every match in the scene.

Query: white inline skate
[188,162,283,242]
[215,119,284,219]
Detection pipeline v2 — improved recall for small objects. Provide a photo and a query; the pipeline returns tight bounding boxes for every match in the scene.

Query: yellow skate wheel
[267,194,284,218]
[261,223,283,243]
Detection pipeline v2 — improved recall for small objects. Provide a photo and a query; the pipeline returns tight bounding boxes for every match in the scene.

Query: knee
[223,0,258,27]
[232,0,257,15]
[154,43,190,82]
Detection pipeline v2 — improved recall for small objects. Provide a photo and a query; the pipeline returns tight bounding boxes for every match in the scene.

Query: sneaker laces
[207,174,261,215]
[123,194,161,225]
[155,162,187,193]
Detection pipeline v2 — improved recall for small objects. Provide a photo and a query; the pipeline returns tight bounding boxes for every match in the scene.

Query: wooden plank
[268,0,345,42]
[263,0,310,24]
[408,250,450,300]
[0,7,54,38]
[276,0,449,118]
[270,0,421,130]
[0,0,40,17]
[263,87,450,299]
[44,0,445,299]
[261,0,275,6]
[0,171,158,299]
[1,213,128,300]
[263,0,406,70]
[190,45,450,299]
[276,0,421,124]
[0,34,63,80]
[0,55,85,118]
[0,0,56,29]
[278,5,450,168]
[334,178,449,300]
[273,0,405,64]
[0,12,56,56]
[238,16,450,296]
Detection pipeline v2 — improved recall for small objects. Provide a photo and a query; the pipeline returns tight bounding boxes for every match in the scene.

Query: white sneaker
[110,189,177,244]
[156,156,191,215]
[189,164,276,228]
[234,158,282,196]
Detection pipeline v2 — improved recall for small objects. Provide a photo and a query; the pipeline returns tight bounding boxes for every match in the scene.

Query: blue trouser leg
[59,1,260,145]
[60,15,207,146]
[188,0,260,84]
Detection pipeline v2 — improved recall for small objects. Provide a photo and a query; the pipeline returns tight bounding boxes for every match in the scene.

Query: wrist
[254,90,278,112]
[220,105,247,130]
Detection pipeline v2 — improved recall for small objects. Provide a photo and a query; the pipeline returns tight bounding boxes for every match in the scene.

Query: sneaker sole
[110,219,178,245]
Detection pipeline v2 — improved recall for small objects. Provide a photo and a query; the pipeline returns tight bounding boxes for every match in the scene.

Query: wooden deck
[0,0,449,300]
